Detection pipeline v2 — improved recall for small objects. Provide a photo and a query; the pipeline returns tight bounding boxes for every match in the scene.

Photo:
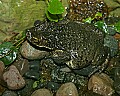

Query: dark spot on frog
[26,20,110,74]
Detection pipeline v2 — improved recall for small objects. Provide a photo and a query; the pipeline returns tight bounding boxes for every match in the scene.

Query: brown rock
[0,61,5,77]
[0,85,6,95]
[31,89,52,96]
[88,73,114,96]
[56,82,78,96]
[0,61,7,87]
[20,41,49,60]
[3,65,25,90]
[13,54,29,76]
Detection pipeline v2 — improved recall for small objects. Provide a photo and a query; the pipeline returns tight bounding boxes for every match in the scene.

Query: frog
[26,20,110,73]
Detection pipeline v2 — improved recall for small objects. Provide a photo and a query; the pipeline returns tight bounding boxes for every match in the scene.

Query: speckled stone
[88,73,114,96]
[56,82,78,96]
[31,89,52,96]
[20,41,49,60]
[2,90,17,96]
[3,65,25,90]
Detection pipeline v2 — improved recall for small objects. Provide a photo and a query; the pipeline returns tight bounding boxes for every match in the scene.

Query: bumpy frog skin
[26,21,110,70]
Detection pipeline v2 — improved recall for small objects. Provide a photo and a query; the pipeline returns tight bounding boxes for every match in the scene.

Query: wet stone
[63,73,87,88]
[29,60,40,71]
[56,82,79,96]
[13,55,29,76]
[31,88,52,96]
[3,65,25,90]
[47,81,61,92]
[37,81,48,89]
[20,41,50,60]
[51,67,87,88]
[2,90,17,96]
[24,70,40,80]
[17,79,34,96]
[104,35,118,57]
[51,67,66,83]
[88,73,114,96]
[0,85,6,96]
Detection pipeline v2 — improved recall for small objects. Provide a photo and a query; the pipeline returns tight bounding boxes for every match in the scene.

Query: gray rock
[2,90,17,96]
[24,70,40,80]
[88,73,114,96]
[17,79,34,96]
[20,41,49,60]
[29,60,40,71]
[56,82,79,96]
[31,89,52,96]
[3,65,25,90]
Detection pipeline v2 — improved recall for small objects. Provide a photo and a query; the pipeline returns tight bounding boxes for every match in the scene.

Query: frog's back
[28,21,104,49]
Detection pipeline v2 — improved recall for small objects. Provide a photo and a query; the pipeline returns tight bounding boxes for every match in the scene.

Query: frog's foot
[88,57,109,77]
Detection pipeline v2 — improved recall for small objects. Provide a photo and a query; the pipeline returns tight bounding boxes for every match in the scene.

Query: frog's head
[26,27,54,50]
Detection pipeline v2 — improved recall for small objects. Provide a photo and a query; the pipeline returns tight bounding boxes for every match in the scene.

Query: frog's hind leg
[88,56,109,77]
[89,47,110,77]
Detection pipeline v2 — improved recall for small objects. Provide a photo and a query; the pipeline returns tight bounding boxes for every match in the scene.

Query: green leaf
[47,0,65,14]
[46,10,63,22]
[82,17,93,23]
[0,42,17,65]
[114,21,120,33]
[95,12,102,18]
[94,21,108,33]
[33,81,39,88]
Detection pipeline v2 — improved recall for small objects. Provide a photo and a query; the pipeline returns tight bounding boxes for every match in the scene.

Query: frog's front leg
[50,50,71,65]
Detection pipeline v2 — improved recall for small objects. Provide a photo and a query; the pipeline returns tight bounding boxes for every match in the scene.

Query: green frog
[26,20,110,71]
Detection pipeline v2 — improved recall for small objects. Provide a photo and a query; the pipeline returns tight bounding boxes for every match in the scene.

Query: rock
[0,61,6,87]
[47,81,60,92]
[20,41,49,60]
[56,82,78,96]
[16,79,34,96]
[24,60,41,80]
[13,55,29,76]
[29,60,40,71]
[31,89,52,96]
[104,0,120,17]
[0,85,6,96]
[2,90,17,96]
[3,65,25,90]
[88,73,114,96]
[24,70,40,80]
[0,61,5,76]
